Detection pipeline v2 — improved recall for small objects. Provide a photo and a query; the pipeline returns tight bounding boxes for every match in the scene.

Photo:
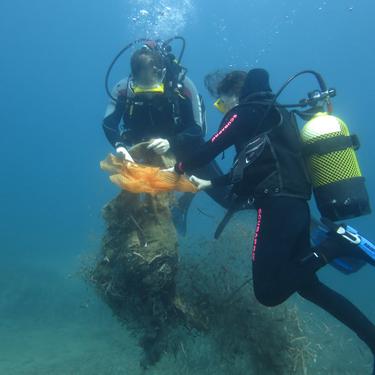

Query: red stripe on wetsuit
[176,113,239,174]
[211,113,238,143]
[252,208,263,261]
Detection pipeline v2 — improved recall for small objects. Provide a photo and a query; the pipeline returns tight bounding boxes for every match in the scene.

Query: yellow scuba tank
[300,112,371,221]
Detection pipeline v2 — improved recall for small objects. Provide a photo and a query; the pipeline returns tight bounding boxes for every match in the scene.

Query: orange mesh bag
[100,153,198,195]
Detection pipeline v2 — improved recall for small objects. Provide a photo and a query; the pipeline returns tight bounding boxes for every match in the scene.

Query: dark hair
[204,70,247,98]
[130,48,164,75]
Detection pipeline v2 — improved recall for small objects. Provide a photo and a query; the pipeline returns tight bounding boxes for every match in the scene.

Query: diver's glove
[147,138,170,155]
[115,144,134,162]
[189,176,212,191]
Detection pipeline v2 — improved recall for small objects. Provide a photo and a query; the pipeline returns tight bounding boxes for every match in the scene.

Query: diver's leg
[298,276,375,363]
[251,196,331,306]
[252,197,348,306]
[253,196,374,306]
[252,197,375,372]
[251,197,312,306]
[191,160,231,209]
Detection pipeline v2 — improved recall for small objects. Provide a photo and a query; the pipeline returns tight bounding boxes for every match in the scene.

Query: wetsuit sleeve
[102,80,128,148]
[167,96,203,156]
[175,111,245,174]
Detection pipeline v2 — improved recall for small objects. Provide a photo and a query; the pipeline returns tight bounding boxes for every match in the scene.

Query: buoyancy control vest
[104,75,207,143]
[123,76,206,132]
[230,104,312,201]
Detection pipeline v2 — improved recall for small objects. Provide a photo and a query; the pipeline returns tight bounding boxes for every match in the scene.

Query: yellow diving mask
[131,82,165,95]
[214,95,239,114]
[214,98,227,113]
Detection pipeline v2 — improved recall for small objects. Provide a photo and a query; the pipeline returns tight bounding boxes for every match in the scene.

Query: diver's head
[130,47,166,93]
[240,69,272,101]
[205,70,247,113]
[206,69,273,113]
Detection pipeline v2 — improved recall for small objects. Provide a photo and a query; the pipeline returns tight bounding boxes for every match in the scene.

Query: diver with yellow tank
[167,68,375,374]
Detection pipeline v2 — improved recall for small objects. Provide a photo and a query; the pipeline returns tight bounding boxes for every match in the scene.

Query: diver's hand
[189,176,212,191]
[115,146,134,162]
[161,167,175,173]
[147,138,170,155]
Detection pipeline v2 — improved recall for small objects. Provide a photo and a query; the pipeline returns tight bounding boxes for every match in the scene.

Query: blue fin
[311,218,375,274]
[321,218,375,266]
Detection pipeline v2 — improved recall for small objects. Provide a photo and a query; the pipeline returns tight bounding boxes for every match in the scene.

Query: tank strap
[292,106,324,121]
[304,134,360,156]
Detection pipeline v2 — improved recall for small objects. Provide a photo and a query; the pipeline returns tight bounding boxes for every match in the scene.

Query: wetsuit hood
[240,69,272,102]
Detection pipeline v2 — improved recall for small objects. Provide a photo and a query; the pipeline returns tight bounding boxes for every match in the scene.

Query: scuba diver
[168,68,375,373]
[102,38,230,234]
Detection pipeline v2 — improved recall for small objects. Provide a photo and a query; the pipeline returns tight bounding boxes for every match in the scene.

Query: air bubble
[139,9,149,16]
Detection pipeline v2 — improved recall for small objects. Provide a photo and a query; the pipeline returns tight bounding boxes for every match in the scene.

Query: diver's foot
[321,218,375,266]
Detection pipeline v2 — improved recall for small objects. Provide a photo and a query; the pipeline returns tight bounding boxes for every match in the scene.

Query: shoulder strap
[165,87,182,127]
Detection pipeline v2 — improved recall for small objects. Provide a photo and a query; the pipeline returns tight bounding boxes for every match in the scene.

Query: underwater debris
[93,143,197,368]
[100,143,197,195]
[89,144,319,373]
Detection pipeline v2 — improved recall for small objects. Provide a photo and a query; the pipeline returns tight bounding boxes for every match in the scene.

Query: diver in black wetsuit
[173,68,375,373]
[102,44,230,234]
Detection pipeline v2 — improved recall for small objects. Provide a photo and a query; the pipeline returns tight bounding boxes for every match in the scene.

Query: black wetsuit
[103,88,230,209]
[176,69,375,357]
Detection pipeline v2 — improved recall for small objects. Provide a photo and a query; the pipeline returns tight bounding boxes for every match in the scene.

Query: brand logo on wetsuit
[211,114,238,143]
[252,208,263,261]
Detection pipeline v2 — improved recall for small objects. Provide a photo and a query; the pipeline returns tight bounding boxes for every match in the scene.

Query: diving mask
[131,57,166,94]
[214,95,239,113]
[131,82,165,95]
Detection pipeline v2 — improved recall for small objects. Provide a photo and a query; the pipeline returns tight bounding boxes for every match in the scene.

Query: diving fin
[311,218,375,274]
[320,217,375,267]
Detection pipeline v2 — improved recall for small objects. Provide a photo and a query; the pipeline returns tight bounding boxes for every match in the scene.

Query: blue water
[1,0,374,374]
